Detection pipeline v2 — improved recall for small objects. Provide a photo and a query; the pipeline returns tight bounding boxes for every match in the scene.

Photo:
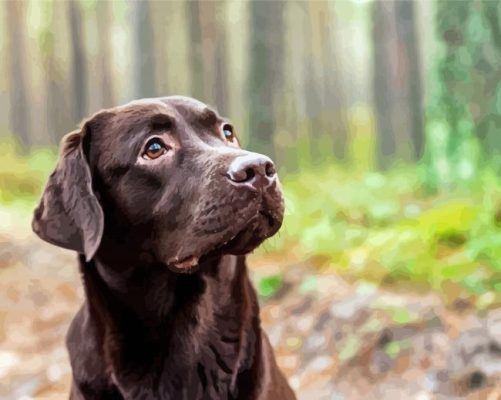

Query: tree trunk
[197,0,229,114]
[276,0,303,172]
[150,0,172,96]
[68,0,87,122]
[316,1,349,161]
[41,1,72,144]
[479,0,501,163]
[395,0,424,161]
[248,0,285,159]
[132,0,156,99]
[212,0,229,116]
[186,0,205,101]
[302,1,324,163]
[5,0,31,150]
[96,0,115,108]
[372,0,397,169]
[435,0,471,163]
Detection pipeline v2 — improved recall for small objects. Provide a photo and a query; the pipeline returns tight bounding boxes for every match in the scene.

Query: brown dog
[32,97,296,399]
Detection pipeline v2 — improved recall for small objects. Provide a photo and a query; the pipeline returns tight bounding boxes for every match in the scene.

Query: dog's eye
[222,124,234,141]
[143,139,167,160]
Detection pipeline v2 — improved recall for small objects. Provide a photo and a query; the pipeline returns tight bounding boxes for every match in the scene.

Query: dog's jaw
[166,205,283,274]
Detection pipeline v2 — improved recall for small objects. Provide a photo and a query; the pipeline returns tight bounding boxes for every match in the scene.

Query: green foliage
[426,0,501,190]
[260,165,501,296]
[383,340,412,359]
[466,174,501,274]
[372,302,419,325]
[0,138,56,205]
[257,274,284,299]
[338,335,361,362]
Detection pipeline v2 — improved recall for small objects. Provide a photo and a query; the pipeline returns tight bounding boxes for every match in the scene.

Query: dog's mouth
[168,208,282,273]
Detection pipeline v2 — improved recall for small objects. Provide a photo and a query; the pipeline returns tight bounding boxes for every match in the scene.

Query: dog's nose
[227,153,277,188]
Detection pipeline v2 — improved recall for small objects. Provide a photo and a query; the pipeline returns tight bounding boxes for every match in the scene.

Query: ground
[0,223,500,400]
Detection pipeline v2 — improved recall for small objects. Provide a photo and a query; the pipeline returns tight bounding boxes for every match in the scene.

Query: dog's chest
[114,336,248,400]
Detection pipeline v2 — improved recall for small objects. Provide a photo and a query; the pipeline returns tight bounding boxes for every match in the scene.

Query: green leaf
[257,275,283,298]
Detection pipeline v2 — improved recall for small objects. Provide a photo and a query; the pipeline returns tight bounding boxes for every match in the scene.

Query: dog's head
[32,97,284,272]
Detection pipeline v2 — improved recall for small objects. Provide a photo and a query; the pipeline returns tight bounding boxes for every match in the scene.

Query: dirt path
[0,228,500,399]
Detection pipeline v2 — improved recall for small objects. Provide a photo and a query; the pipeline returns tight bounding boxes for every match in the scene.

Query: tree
[186,0,230,114]
[96,0,115,108]
[247,0,285,159]
[211,0,229,115]
[68,0,88,122]
[5,0,31,149]
[425,0,479,189]
[186,0,205,101]
[428,0,501,182]
[395,0,424,161]
[477,0,501,165]
[150,0,172,96]
[40,0,72,144]
[436,1,472,164]
[132,0,156,99]
[371,0,397,169]
[308,1,349,162]
[321,4,349,161]
[302,1,324,163]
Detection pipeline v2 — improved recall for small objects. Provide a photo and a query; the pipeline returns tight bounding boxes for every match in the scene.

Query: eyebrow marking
[199,108,219,125]
[150,113,174,131]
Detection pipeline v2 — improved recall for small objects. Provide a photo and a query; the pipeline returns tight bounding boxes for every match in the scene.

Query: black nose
[227,153,277,188]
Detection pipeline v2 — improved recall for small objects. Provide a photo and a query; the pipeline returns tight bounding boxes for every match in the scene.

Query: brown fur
[33,96,296,400]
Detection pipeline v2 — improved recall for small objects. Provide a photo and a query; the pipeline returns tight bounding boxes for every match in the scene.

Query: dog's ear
[32,120,104,261]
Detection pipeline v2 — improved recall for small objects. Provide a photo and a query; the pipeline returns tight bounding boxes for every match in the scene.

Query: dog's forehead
[114,98,176,119]
[159,96,222,123]
[160,96,210,113]
[110,96,220,127]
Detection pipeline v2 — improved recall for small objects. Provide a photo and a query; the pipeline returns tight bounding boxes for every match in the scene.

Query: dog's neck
[81,250,244,326]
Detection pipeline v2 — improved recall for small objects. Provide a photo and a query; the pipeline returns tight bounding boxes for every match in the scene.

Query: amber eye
[143,138,167,160]
[222,124,234,141]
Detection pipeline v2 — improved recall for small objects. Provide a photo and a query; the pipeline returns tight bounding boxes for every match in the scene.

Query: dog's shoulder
[66,304,122,398]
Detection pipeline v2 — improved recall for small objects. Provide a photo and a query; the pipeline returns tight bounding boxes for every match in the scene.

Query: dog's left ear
[32,120,104,261]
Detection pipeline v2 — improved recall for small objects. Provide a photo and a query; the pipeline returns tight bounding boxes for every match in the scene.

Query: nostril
[228,166,256,183]
[265,162,276,178]
[245,167,255,181]
[227,154,276,185]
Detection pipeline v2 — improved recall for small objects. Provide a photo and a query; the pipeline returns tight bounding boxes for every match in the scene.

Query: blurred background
[0,0,500,399]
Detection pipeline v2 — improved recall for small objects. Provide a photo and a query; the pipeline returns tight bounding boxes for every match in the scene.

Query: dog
[32,96,296,400]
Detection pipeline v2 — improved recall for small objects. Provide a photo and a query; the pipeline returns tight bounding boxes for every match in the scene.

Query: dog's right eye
[143,139,168,160]
[222,124,235,141]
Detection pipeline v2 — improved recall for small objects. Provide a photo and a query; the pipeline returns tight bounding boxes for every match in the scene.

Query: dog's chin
[167,209,282,274]
[221,209,282,255]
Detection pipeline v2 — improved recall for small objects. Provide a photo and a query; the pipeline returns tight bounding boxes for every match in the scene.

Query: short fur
[32,96,296,400]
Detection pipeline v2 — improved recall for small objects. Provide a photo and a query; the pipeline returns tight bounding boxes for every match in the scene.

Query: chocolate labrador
[32,96,296,400]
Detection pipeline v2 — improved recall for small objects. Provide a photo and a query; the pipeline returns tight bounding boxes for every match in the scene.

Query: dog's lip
[171,255,199,271]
